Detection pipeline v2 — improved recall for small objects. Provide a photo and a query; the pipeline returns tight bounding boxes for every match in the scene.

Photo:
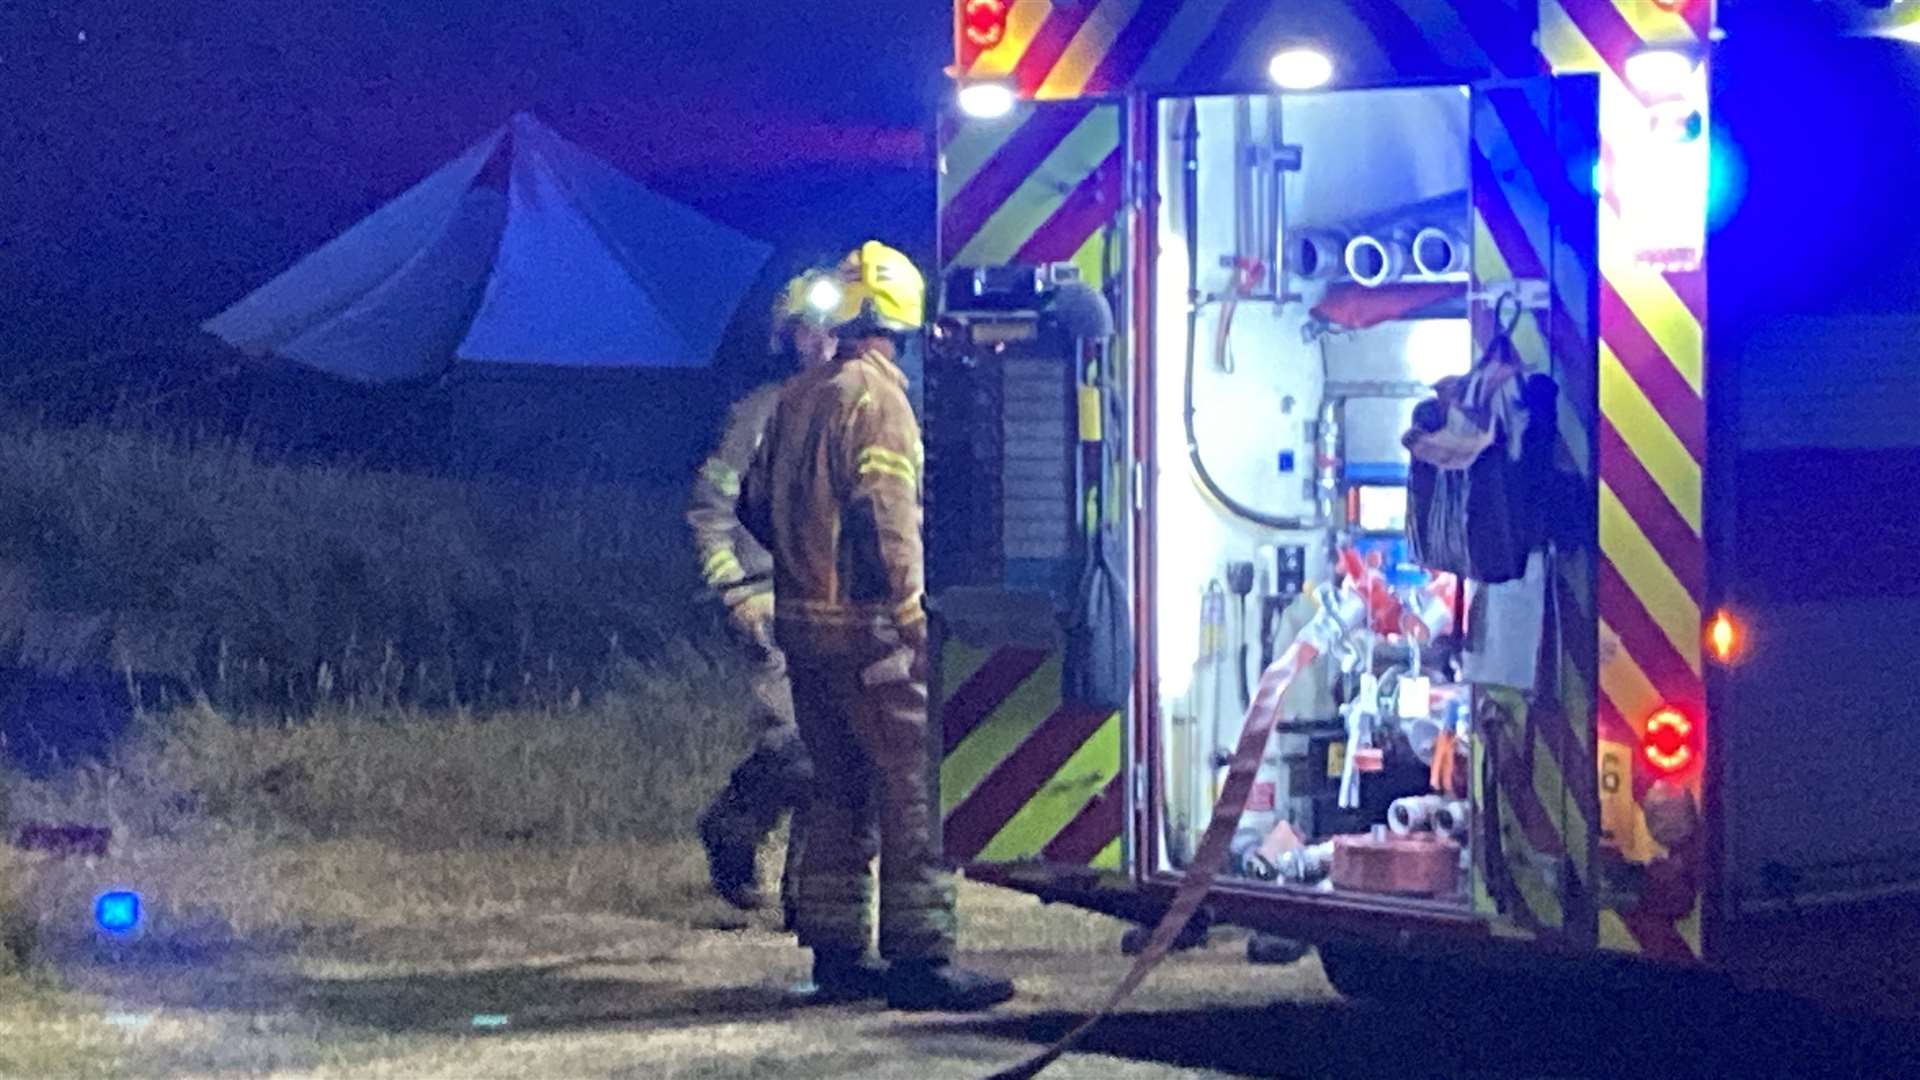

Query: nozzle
[1226,561,1256,598]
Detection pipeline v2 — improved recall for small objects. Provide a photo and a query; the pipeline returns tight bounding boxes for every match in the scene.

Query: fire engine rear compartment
[930,4,1920,1017]
[1147,85,1495,914]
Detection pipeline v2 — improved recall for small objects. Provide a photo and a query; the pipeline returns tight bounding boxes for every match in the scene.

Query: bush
[0,416,724,716]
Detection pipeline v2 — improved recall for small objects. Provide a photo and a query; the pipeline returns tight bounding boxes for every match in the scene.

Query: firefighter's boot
[803,948,888,1004]
[697,805,762,911]
[884,959,1015,1012]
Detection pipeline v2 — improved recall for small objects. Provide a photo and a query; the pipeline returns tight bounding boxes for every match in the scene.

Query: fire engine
[924,0,1920,1010]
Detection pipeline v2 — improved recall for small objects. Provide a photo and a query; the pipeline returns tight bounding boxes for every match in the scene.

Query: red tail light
[1642,707,1697,776]
[964,0,1010,48]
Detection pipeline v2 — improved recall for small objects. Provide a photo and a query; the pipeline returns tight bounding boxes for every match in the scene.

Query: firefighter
[692,269,842,925]
[742,241,1015,1011]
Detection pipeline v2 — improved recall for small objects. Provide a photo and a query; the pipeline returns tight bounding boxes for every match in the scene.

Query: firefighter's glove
[861,620,928,688]
[902,619,929,684]
[727,592,775,641]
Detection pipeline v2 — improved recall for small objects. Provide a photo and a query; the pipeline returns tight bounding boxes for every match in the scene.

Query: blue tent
[204,113,772,382]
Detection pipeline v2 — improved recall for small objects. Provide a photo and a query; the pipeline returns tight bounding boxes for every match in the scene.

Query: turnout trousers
[786,638,957,962]
[700,624,811,906]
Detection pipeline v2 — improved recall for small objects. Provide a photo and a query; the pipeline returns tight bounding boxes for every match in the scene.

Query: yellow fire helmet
[826,241,926,335]
[768,268,843,352]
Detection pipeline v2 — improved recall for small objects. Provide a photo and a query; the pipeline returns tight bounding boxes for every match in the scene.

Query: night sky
[0,2,950,359]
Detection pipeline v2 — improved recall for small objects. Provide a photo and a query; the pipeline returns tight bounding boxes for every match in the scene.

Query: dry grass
[17,656,750,849]
[0,402,1299,1077]
[0,415,712,718]
[0,678,1296,1079]
[0,834,1276,1080]
[0,849,35,975]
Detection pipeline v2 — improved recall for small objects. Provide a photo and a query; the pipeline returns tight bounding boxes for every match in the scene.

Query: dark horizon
[1,1,950,360]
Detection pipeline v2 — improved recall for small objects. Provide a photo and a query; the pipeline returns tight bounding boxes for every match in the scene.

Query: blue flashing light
[1706,129,1747,232]
[94,890,142,934]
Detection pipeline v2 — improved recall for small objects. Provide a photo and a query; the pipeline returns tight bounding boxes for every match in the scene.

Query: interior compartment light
[1624,48,1700,100]
[1404,318,1472,385]
[1268,47,1333,91]
[1707,610,1743,664]
[957,81,1017,120]
[1641,707,1697,776]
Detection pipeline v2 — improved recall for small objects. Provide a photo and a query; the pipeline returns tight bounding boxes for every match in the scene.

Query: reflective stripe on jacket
[742,349,925,654]
[687,382,782,607]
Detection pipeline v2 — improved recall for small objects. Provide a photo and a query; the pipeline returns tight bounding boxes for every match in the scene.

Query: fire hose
[987,583,1368,1080]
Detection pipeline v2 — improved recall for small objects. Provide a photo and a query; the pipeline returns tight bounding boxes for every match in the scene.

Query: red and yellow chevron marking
[1541,0,1710,962]
[1467,75,1601,943]
[952,0,1540,100]
[939,642,1124,869]
[940,101,1123,287]
[941,1,1544,286]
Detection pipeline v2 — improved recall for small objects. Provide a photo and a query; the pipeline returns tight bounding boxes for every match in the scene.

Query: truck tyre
[1315,941,1407,1002]
[1318,941,1515,1007]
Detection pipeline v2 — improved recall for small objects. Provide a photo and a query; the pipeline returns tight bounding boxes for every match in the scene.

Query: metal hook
[1493,289,1524,339]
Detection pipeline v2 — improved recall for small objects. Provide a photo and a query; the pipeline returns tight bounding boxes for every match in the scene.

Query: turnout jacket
[688,382,782,608]
[742,349,926,655]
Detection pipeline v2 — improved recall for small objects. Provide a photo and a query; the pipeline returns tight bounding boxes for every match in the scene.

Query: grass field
[0,693,1310,1080]
[0,417,1276,1078]
[0,415,711,722]
[2,836,1290,1080]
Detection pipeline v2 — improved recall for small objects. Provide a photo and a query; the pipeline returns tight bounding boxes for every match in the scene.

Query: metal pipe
[1323,190,1469,242]
[1181,104,1316,529]
[1323,379,1435,399]
[1323,189,1470,288]
[1287,229,1348,281]
[1389,794,1448,834]
[1314,394,1341,526]
[1233,97,1255,280]
[1344,233,1411,288]
[1412,226,1469,276]
[1265,98,1285,298]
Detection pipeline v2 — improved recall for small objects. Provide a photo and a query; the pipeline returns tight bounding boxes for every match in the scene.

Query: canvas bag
[1405,304,1532,584]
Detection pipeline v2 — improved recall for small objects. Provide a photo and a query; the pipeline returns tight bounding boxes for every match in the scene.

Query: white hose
[1344,234,1408,288]
[1277,841,1335,883]
[1389,794,1447,834]
[1411,227,1469,276]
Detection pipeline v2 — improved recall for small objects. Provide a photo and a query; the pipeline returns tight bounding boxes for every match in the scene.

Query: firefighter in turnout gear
[742,242,1015,1011]
[692,270,842,924]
